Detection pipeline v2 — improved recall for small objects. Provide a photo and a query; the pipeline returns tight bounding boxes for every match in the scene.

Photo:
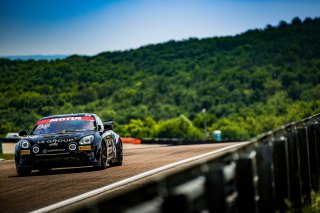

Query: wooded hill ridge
[1,17,320,140]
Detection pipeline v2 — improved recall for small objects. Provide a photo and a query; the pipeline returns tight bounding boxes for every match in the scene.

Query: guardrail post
[236,149,259,213]
[162,176,206,213]
[286,129,302,209]
[162,165,208,213]
[296,126,312,204]
[206,160,237,212]
[306,123,319,192]
[272,136,290,212]
[256,143,275,213]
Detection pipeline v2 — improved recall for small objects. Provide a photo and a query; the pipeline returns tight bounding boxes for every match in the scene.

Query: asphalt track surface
[0,143,240,213]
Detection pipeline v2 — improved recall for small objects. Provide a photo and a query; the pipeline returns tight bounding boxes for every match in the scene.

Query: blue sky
[0,0,319,56]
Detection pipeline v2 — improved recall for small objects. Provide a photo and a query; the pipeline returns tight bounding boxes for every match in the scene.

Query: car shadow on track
[10,166,108,177]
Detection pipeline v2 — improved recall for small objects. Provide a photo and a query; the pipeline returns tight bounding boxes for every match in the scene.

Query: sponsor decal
[37,116,94,125]
[20,150,30,155]
[43,149,66,153]
[36,153,69,156]
[49,142,58,147]
[79,146,91,151]
[36,138,75,144]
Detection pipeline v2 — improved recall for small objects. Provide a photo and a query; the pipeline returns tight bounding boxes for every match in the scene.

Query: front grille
[34,142,72,154]
[35,152,70,156]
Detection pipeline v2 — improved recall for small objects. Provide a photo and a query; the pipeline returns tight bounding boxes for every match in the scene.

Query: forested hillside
[1,17,320,140]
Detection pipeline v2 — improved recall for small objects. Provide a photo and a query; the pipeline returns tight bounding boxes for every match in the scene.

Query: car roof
[39,113,97,121]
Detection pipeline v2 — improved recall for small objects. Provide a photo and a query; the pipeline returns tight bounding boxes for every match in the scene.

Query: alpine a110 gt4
[15,113,123,176]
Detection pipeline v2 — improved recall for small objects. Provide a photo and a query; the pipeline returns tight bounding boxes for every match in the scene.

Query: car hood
[26,131,95,144]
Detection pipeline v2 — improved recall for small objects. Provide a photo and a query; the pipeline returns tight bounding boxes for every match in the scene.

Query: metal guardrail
[69,113,320,213]
[141,138,242,145]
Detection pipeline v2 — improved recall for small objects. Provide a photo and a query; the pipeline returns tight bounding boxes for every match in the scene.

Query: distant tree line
[0,17,319,140]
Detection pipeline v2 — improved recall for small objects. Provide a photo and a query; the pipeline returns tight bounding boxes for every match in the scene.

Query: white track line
[31,142,247,213]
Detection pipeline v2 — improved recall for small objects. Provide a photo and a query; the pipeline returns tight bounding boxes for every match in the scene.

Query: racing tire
[99,141,108,170]
[17,168,31,176]
[15,156,31,176]
[113,141,123,166]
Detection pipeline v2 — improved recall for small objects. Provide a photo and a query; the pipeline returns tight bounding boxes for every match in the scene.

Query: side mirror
[18,130,27,137]
[103,120,114,130]
[97,125,102,131]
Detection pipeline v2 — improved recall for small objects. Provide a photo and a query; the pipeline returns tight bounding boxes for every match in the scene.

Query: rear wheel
[114,141,123,166]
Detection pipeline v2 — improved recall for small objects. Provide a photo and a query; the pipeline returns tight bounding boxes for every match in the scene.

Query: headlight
[20,140,31,149]
[79,135,94,145]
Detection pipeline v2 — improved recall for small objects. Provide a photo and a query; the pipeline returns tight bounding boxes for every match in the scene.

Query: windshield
[31,116,95,135]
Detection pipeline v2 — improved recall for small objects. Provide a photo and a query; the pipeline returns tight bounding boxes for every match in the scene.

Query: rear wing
[103,119,115,130]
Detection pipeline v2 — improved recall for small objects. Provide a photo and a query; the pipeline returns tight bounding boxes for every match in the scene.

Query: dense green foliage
[1,17,320,140]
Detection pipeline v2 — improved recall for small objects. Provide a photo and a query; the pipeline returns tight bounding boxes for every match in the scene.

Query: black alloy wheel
[17,167,31,176]
[100,141,108,169]
[16,157,31,176]
[114,141,123,166]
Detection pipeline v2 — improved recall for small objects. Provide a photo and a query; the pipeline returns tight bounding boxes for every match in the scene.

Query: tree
[291,17,302,25]
[157,115,202,139]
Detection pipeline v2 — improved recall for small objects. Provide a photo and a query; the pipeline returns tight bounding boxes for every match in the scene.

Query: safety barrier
[122,138,242,145]
[72,113,320,213]
[141,138,242,145]
[0,138,19,154]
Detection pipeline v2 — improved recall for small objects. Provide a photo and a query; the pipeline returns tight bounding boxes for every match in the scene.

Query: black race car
[15,113,123,176]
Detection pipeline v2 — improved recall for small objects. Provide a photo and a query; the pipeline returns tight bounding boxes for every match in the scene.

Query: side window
[95,116,104,131]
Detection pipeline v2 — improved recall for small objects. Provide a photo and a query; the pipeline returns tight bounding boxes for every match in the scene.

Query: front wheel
[99,141,108,170]
[17,168,31,176]
[15,156,31,176]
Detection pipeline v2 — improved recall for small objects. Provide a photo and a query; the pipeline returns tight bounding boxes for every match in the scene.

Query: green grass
[0,153,14,160]
[303,191,320,212]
